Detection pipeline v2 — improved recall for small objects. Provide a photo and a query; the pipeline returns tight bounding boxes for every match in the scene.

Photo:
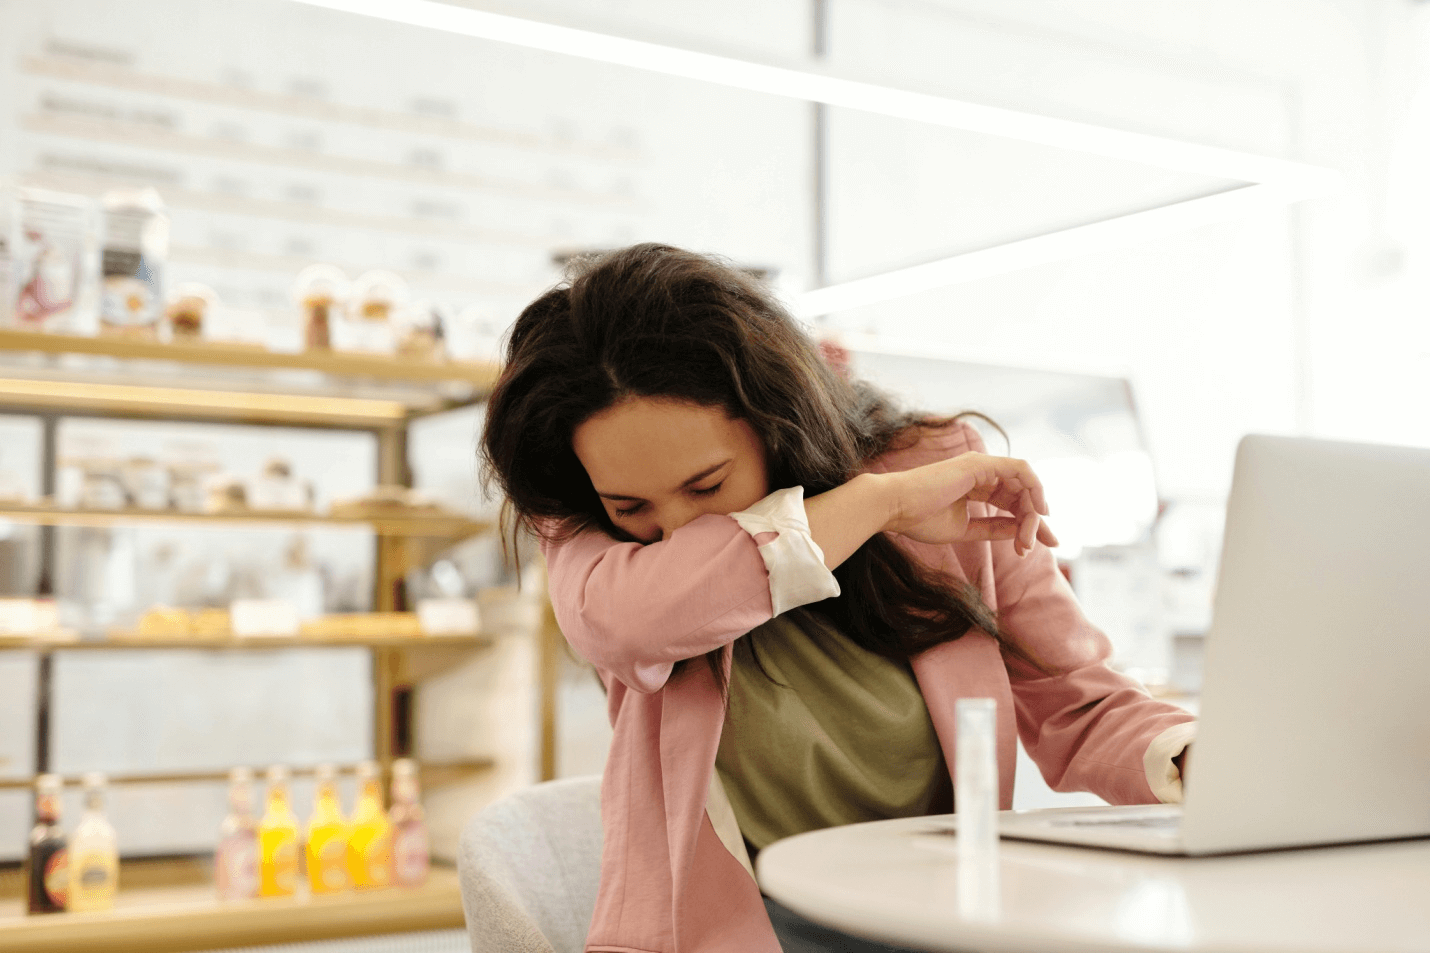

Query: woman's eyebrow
[596,459,732,501]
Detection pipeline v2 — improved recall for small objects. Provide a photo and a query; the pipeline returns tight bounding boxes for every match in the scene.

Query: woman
[481,244,1196,953]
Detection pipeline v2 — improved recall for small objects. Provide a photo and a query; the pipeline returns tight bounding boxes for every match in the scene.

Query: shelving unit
[0,328,559,936]
[0,860,467,953]
[0,758,495,792]
[0,633,492,651]
[0,501,490,539]
[0,328,499,388]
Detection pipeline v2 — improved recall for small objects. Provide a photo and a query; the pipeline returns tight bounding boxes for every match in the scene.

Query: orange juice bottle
[345,761,392,889]
[258,766,299,898]
[305,764,349,894]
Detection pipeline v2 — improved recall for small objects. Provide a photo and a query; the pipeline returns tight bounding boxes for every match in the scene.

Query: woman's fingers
[901,453,1056,551]
[963,457,1049,516]
[963,516,1019,541]
[963,515,1059,555]
[1036,519,1060,548]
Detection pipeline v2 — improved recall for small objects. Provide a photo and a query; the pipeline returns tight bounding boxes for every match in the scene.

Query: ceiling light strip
[791,184,1279,317]
[290,0,1337,190]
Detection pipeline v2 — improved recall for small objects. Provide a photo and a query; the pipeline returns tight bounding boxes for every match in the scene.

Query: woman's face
[572,397,771,544]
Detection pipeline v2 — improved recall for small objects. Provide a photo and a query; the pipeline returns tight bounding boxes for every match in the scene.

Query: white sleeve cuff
[730,486,841,617]
[1144,722,1198,804]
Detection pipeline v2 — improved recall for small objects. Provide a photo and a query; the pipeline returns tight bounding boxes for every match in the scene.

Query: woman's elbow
[558,614,672,694]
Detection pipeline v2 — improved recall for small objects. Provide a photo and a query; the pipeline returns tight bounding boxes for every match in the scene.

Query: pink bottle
[215,767,259,900]
[388,759,429,887]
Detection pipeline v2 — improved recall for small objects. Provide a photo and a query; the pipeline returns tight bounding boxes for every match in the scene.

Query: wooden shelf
[0,328,500,388]
[0,632,492,651]
[0,503,490,539]
[0,758,495,791]
[0,374,423,428]
[0,862,466,953]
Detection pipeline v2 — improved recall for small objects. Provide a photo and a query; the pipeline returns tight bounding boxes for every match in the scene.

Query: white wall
[820,0,1429,500]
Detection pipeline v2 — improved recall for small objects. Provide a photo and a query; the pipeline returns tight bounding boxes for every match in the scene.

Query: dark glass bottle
[26,774,69,914]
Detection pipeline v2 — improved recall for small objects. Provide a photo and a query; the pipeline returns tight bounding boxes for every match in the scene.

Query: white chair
[457,776,604,953]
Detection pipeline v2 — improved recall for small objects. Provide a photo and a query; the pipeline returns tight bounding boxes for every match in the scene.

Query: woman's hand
[804,453,1057,571]
[879,451,1058,555]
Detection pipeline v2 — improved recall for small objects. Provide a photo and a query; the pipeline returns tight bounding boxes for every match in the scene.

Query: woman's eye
[614,503,644,517]
[692,482,723,497]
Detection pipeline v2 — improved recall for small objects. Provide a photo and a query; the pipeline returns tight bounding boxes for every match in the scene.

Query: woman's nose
[658,501,703,542]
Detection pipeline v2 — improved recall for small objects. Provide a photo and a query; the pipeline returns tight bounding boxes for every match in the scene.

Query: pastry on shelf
[166,282,218,341]
[395,299,447,360]
[300,612,422,639]
[293,263,348,352]
[167,460,219,513]
[123,606,232,640]
[190,608,232,638]
[329,270,405,354]
[206,477,249,515]
[132,606,192,638]
[328,485,446,519]
[248,458,313,513]
[120,456,169,510]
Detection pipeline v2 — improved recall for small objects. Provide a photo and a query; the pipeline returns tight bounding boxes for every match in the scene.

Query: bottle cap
[392,758,415,778]
[35,773,62,795]
[82,771,107,791]
[266,764,290,785]
[355,760,379,782]
[229,766,253,785]
[314,763,336,784]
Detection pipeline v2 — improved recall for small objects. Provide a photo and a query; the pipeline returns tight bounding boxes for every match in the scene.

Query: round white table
[755,814,1430,953]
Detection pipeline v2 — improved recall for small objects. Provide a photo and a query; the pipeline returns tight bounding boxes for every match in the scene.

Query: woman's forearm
[804,472,891,570]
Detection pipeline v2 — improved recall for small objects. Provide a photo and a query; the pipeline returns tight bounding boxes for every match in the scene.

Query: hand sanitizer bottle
[216,767,259,900]
[389,759,429,887]
[68,773,119,912]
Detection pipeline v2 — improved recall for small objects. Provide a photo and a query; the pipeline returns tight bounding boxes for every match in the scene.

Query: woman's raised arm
[544,453,1053,694]
[542,510,786,693]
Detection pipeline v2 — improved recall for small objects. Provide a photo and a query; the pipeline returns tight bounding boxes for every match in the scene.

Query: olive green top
[714,611,951,852]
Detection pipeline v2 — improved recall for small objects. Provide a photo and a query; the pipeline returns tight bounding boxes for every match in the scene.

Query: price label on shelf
[230,600,301,638]
[0,598,59,635]
[416,598,479,636]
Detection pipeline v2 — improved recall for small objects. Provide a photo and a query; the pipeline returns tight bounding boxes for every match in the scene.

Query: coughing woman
[480,243,1195,953]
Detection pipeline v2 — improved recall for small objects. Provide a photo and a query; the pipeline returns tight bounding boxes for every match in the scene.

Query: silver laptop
[992,434,1430,855]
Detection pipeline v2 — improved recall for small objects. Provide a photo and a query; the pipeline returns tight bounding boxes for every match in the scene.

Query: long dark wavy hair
[480,243,1014,693]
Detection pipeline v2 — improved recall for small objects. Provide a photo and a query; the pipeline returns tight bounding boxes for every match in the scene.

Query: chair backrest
[458,775,604,953]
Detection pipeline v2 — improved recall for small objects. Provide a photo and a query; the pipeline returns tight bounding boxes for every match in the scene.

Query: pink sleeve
[994,537,1194,804]
[962,424,1195,805]
[540,513,776,694]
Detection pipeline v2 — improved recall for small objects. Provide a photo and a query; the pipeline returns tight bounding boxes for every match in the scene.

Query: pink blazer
[542,421,1195,953]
